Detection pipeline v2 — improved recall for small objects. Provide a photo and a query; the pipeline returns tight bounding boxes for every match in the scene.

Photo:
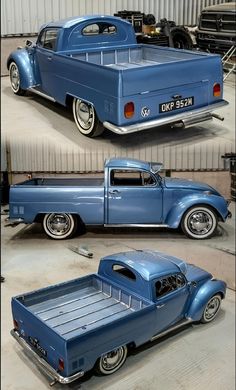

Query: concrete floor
[1,202,235,390]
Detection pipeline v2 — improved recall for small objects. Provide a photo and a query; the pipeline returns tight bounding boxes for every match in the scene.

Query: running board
[104,224,169,228]
[28,88,56,102]
[151,318,192,342]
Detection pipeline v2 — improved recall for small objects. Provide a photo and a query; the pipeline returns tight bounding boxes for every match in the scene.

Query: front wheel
[95,345,127,375]
[181,206,217,239]
[42,213,77,239]
[72,98,104,137]
[201,294,222,323]
[9,62,26,95]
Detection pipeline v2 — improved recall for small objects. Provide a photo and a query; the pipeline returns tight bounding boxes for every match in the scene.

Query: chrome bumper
[103,100,228,135]
[11,329,84,385]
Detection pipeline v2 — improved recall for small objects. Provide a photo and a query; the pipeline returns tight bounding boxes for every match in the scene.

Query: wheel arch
[7,50,36,90]
[166,200,223,229]
[187,281,226,321]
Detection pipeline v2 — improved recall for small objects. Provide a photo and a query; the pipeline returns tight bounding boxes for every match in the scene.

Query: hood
[163,177,219,194]
[186,264,212,283]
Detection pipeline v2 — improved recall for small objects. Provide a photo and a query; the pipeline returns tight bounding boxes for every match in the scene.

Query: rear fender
[165,195,227,228]
[7,48,37,89]
[187,279,226,321]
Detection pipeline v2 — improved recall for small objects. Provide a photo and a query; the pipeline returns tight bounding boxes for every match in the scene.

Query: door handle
[156,304,165,309]
[109,190,120,195]
[47,56,52,61]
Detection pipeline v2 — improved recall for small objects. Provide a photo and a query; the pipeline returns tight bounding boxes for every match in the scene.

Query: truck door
[107,168,163,224]
[153,273,189,334]
[35,28,59,96]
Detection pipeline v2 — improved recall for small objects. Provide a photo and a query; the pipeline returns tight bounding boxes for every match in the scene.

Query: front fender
[7,48,37,90]
[165,194,228,228]
[187,279,226,321]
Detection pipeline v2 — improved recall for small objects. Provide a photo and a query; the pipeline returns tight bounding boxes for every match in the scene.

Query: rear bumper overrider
[11,329,84,385]
[103,100,228,135]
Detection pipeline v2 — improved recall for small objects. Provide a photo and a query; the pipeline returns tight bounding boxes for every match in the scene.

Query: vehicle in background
[7,15,227,138]
[6,158,231,240]
[196,2,236,55]
[11,250,227,385]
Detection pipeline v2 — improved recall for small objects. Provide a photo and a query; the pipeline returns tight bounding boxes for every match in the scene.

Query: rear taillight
[58,358,64,371]
[213,83,221,97]
[124,102,134,119]
[13,319,19,330]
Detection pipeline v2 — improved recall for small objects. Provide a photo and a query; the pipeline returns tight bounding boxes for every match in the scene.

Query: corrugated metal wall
[3,137,234,173]
[1,0,230,36]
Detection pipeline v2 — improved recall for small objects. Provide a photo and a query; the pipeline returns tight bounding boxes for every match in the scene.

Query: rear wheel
[201,294,222,323]
[42,213,77,239]
[9,62,26,95]
[72,98,104,137]
[95,345,127,375]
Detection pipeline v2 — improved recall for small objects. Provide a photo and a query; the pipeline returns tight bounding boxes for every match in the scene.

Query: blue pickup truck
[11,250,226,385]
[7,158,231,240]
[7,15,227,137]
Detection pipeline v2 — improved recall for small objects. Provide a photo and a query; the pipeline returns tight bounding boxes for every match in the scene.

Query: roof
[203,2,236,12]
[44,15,130,29]
[105,157,151,171]
[102,250,187,281]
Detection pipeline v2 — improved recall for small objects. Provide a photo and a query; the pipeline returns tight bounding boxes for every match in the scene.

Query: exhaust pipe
[172,111,224,129]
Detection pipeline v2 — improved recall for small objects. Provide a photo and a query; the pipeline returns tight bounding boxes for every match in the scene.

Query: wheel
[72,98,104,137]
[42,213,77,239]
[95,345,127,375]
[201,294,222,323]
[170,27,193,50]
[9,62,26,95]
[181,206,217,239]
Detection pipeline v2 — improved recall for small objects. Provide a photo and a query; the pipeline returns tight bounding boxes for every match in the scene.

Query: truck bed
[18,177,104,187]
[68,45,212,70]
[19,275,150,340]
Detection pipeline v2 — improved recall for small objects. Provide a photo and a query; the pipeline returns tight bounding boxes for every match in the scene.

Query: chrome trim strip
[11,330,84,385]
[28,88,56,102]
[103,100,228,135]
[151,318,192,341]
[104,224,169,228]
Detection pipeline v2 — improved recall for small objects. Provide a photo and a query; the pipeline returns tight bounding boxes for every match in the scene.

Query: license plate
[159,96,194,113]
[28,336,47,357]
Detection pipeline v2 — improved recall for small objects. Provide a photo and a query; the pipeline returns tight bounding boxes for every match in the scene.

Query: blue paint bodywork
[11,250,226,379]
[9,158,230,230]
[7,15,227,129]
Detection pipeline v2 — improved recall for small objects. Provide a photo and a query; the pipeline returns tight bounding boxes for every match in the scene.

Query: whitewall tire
[42,213,77,239]
[181,206,217,239]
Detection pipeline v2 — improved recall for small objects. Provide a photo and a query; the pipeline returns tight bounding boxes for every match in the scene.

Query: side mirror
[25,39,33,47]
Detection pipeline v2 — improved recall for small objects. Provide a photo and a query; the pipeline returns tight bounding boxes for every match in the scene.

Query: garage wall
[1,0,230,36]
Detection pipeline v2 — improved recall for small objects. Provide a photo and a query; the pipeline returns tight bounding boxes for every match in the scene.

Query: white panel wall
[1,0,230,36]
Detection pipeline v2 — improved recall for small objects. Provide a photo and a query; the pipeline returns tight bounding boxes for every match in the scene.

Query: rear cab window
[82,22,117,36]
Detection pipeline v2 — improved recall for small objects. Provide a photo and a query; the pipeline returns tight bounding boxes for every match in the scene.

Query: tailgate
[12,296,68,376]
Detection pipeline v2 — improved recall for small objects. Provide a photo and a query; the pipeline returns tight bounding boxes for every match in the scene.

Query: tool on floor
[68,245,93,258]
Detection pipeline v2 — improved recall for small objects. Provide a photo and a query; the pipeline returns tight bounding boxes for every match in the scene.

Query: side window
[112,264,136,281]
[110,170,156,186]
[37,29,58,51]
[155,274,185,298]
[82,22,117,36]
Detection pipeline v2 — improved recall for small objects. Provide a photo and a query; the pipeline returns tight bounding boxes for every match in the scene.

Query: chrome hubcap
[101,348,124,371]
[46,214,71,236]
[188,211,213,235]
[205,297,220,320]
[75,100,95,130]
[10,64,20,92]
